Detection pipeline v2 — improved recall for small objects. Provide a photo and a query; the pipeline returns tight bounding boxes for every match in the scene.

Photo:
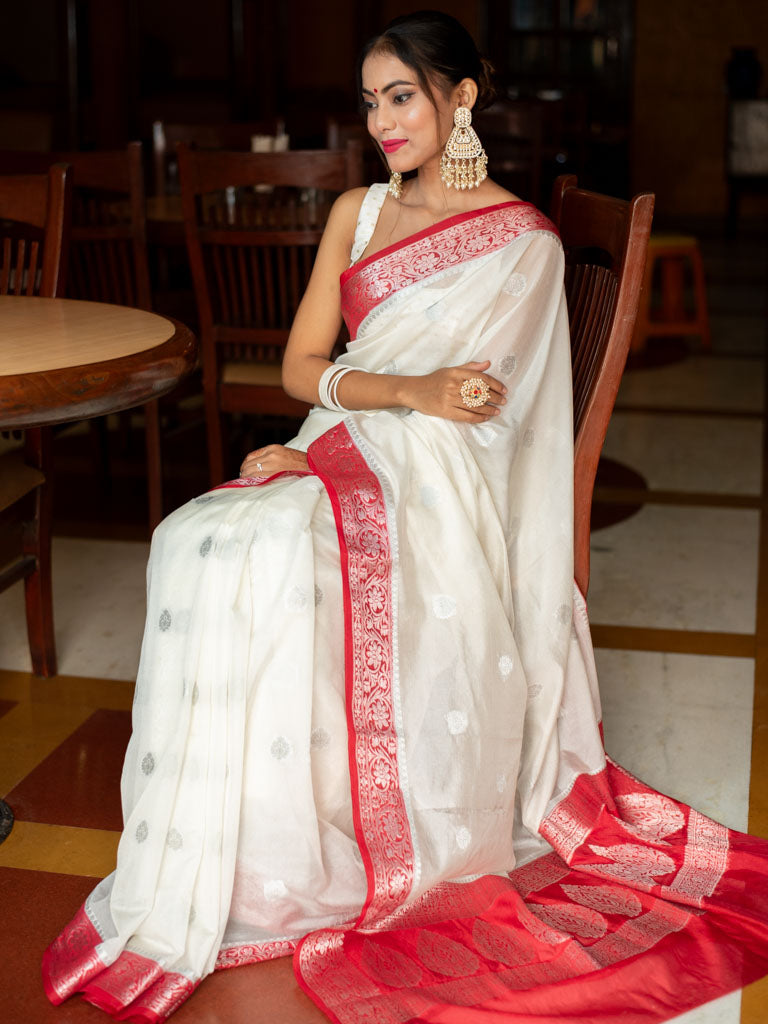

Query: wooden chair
[152,119,287,196]
[550,174,655,596]
[326,114,386,184]
[178,143,364,485]
[0,164,72,676]
[0,144,167,529]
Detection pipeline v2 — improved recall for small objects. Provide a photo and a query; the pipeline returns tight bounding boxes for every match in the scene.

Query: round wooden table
[0,296,197,428]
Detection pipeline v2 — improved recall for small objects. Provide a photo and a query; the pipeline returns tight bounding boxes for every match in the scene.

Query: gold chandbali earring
[440,106,488,190]
[387,170,403,199]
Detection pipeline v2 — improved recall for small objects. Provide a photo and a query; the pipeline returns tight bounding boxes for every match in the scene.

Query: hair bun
[476,56,498,111]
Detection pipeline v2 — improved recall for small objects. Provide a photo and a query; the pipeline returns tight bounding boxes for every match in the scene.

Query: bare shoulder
[478,179,523,206]
[328,186,370,229]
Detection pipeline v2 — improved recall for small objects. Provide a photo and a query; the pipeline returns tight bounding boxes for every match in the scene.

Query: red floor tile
[0,866,105,1022]
[0,698,17,719]
[173,956,329,1023]
[5,709,131,831]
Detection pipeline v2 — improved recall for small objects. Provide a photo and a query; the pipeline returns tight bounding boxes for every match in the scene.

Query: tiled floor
[0,223,766,1022]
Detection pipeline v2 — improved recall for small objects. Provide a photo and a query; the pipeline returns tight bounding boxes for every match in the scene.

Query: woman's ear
[454,77,479,111]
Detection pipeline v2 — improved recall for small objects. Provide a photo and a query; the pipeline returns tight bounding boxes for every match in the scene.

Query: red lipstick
[381,139,407,153]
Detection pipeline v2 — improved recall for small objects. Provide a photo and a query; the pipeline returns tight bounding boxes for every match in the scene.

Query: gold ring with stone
[460,377,490,409]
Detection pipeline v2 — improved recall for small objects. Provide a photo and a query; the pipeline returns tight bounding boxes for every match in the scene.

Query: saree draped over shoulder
[43,198,768,1024]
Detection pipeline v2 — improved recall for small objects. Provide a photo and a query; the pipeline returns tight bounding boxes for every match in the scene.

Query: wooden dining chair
[0,164,72,676]
[326,114,386,184]
[178,143,364,485]
[0,143,168,529]
[152,119,287,196]
[550,174,655,597]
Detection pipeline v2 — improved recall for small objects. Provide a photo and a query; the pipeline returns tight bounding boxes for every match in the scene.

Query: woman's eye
[393,93,414,105]
[362,100,376,110]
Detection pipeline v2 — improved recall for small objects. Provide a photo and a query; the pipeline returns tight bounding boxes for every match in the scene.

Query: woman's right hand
[403,361,507,422]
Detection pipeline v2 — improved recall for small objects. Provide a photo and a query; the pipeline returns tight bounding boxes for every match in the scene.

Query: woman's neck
[399,157,499,222]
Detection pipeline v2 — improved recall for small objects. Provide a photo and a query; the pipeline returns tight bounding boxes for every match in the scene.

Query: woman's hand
[403,361,507,422]
[239,445,309,478]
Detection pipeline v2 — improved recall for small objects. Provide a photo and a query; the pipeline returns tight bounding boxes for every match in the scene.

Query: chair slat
[178,143,363,484]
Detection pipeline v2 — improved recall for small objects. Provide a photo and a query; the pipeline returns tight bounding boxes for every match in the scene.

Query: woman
[43,11,768,1024]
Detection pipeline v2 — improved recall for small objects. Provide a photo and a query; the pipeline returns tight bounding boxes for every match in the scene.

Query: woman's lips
[381,139,407,153]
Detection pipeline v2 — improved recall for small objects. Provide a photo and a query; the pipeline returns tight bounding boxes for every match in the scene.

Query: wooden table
[0,296,197,428]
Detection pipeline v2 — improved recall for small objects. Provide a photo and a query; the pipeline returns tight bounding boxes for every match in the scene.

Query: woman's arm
[281,190,506,423]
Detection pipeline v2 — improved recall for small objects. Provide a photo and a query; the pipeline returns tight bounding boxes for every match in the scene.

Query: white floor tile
[588,505,759,633]
[618,356,764,413]
[595,649,754,831]
[0,537,149,680]
[602,411,762,494]
[669,991,741,1024]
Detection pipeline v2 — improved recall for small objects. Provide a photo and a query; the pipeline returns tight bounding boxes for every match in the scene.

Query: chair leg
[690,247,712,351]
[144,400,164,531]
[22,429,57,677]
[205,391,226,488]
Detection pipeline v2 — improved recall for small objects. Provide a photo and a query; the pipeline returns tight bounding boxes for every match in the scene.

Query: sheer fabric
[43,196,768,1023]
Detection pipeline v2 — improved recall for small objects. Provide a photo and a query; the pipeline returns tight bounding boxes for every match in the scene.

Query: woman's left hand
[239,444,309,478]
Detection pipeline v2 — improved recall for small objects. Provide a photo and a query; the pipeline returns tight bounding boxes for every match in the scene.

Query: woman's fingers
[457,362,507,400]
[240,444,309,477]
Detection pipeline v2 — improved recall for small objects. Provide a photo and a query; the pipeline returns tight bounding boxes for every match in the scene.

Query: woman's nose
[374,105,395,134]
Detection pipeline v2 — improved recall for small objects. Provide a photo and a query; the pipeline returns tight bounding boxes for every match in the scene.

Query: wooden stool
[631,234,711,353]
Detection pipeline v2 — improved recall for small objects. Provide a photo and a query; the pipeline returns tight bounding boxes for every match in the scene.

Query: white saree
[44,192,768,1023]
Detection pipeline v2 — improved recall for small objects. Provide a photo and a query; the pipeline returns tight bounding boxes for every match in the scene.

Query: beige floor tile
[588,505,759,633]
[0,821,118,876]
[602,412,763,495]
[0,537,149,680]
[618,356,764,413]
[595,649,753,831]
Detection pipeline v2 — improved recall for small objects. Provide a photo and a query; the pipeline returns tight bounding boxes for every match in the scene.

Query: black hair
[356,10,496,113]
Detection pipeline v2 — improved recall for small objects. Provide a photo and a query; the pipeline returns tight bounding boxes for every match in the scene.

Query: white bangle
[317,364,360,412]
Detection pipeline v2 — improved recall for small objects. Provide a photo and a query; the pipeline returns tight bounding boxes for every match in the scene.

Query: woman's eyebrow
[361,80,417,96]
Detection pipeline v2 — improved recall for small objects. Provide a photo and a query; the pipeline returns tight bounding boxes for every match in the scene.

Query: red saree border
[340,201,558,339]
[340,200,527,286]
[307,422,415,928]
[41,903,197,1022]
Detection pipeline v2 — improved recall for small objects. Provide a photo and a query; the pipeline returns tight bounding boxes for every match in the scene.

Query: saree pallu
[43,202,768,1022]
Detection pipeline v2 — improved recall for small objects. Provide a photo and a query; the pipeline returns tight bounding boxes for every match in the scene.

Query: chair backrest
[152,118,287,196]
[178,143,363,369]
[0,144,151,309]
[550,173,654,596]
[326,115,386,183]
[0,164,71,298]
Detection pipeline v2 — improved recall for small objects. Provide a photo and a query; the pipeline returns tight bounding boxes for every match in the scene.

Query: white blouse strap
[349,182,389,265]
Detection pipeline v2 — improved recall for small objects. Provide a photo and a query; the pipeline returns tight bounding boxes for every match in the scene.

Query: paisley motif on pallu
[339,201,557,338]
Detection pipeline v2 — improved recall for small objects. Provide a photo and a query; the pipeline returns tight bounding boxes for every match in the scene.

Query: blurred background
[1,0,766,226]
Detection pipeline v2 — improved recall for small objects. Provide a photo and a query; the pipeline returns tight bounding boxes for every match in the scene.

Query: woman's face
[361,51,455,173]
